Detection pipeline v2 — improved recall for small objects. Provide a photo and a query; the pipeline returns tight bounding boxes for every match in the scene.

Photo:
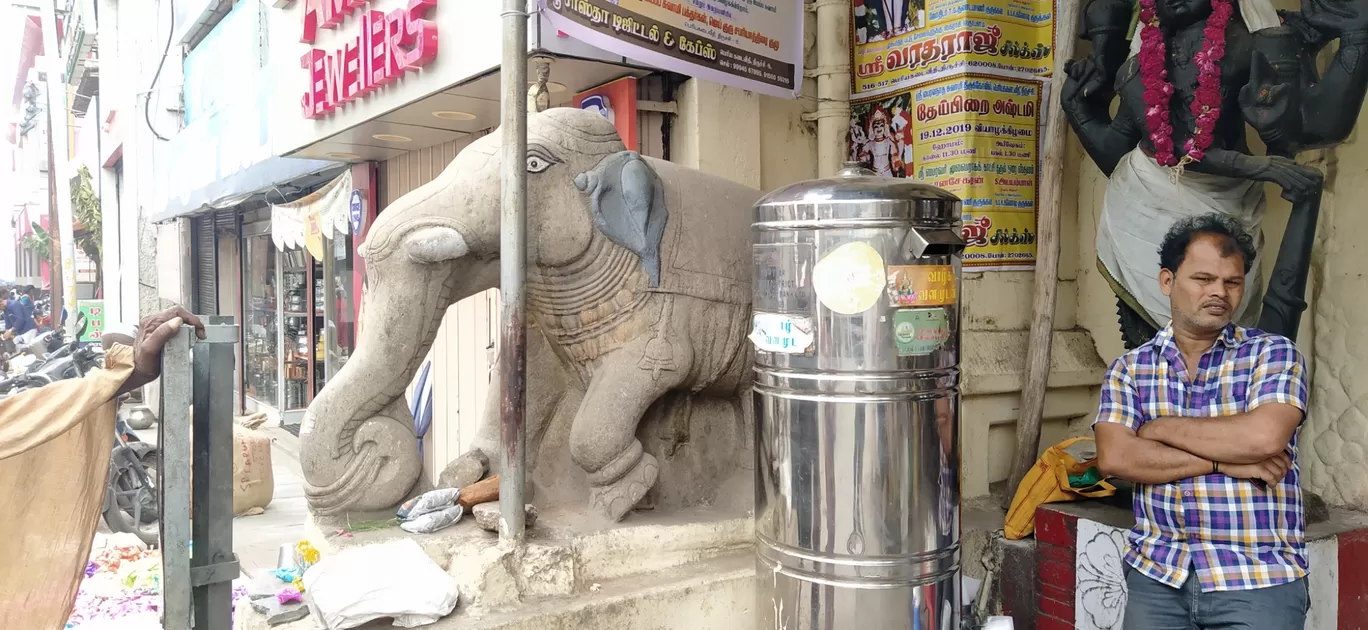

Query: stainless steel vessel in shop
[751,163,965,630]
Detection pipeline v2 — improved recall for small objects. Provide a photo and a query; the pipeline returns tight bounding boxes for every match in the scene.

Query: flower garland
[1137,0,1235,167]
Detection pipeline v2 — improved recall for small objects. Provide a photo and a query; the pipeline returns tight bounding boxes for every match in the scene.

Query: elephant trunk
[300,247,494,515]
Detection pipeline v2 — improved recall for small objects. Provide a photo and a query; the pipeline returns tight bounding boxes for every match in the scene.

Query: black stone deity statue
[1063,0,1368,349]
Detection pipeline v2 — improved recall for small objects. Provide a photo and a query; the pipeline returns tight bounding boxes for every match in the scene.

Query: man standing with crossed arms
[1094,213,1310,628]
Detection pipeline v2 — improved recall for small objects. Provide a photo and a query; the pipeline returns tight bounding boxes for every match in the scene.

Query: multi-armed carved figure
[1063,0,1368,348]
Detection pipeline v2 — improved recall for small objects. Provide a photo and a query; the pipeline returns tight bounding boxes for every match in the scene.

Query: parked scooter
[103,404,160,546]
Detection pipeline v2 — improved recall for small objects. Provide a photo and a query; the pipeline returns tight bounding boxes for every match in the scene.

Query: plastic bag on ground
[399,505,464,534]
[303,538,459,629]
[396,487,460,521]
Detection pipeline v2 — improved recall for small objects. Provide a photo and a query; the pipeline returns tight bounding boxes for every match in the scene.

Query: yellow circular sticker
[812,242,886,315]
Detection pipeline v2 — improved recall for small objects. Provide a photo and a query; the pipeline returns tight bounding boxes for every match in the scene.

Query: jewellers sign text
[286,0,439,119]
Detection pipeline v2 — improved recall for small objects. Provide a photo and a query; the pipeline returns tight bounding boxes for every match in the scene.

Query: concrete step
[235,551,757,630]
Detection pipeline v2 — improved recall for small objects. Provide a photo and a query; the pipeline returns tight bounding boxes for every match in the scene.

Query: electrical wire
[144,0,175,141]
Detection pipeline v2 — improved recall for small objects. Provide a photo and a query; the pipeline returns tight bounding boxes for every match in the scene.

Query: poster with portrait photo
[853,0,927,46]
[849,90,914,179]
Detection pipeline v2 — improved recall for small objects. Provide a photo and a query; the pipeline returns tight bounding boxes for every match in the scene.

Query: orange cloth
[1004,436,1117,540]
[0,345,133,629]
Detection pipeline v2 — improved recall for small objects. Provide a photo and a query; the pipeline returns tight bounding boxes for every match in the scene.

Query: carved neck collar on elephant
[527,232,658,362]
[527,231,648,316]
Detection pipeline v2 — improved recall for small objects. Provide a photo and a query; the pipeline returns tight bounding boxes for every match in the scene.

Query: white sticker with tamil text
[749,313,815,354]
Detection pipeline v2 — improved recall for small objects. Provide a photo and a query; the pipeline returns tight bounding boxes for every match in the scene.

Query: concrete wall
[101,0,186,326]
[1299,119,1368,508]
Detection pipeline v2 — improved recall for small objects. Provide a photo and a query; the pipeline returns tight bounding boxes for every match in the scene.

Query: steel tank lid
[756,162,961,208]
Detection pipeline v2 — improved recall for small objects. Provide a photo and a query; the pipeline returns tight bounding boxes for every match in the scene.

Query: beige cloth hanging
[0,345,134,630]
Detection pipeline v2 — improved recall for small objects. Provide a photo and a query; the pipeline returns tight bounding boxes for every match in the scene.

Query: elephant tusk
[405,226,470,263]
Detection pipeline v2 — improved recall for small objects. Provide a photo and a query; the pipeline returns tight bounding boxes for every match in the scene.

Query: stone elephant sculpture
[301,107,760,521]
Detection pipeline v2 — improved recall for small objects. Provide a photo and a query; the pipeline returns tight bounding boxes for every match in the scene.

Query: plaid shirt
[1094,323,1309,592]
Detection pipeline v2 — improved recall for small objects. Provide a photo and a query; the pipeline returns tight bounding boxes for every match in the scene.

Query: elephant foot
[586,442,659,521]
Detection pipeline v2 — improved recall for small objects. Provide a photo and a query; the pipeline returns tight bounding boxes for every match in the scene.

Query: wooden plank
[1005,0,1085,507]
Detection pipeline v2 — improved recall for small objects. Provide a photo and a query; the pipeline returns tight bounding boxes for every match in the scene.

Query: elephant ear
[575,151,668,287]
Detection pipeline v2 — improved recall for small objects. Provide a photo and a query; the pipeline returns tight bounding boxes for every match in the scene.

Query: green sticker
[893,308,950,356]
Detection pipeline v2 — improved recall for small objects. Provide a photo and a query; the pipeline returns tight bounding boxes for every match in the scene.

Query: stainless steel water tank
[751,164,964,630]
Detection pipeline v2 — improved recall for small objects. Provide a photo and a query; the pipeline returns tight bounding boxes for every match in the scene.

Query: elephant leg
[463,325,570,480]
[572,338,690,521]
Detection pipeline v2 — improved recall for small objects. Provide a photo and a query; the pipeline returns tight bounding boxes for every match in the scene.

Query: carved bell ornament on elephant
[301,108,758,520]
[1063,0,1368,349]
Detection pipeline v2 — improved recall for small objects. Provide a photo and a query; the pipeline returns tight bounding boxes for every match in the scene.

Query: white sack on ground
[302,539,459,629]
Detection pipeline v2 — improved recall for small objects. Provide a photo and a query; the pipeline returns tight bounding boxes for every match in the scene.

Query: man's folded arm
[1093,359,1216,484]
[0,345,133,461]
[1140,338,1308,464]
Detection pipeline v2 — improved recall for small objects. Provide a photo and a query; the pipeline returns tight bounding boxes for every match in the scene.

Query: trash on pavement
[277,587,303,604]
[396,488,465,534]
[396,487,460,521]
[251,596,310,626]
[400,505,464,534]
[303,538,459,629]
[67,538,251,629]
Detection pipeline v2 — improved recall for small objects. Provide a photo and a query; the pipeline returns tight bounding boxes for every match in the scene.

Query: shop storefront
[238,166,367,423]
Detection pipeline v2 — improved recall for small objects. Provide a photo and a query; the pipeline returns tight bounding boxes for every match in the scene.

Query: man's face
[1160,234,1245,334]
[1155,0,1213,28]
[872,116,889,140]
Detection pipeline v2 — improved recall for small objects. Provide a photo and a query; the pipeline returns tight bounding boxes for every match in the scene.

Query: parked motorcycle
[0,314,161,546]
[103,406,160,546]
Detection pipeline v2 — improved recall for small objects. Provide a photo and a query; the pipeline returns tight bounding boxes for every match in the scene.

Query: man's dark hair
[1158,213,1257,274]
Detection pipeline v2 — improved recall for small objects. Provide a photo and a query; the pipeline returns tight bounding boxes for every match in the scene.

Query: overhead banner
[852,74,1041,270]
[271,169,354,252]
[852,0,1055,98]
[541,0,804,99]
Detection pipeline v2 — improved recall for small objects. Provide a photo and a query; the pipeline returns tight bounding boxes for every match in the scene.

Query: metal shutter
[193,216,217,315]
[214,208,237,233]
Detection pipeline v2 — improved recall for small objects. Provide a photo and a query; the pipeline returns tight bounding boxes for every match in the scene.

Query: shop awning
[151,72,340,224]
[152,155,338,224]
[270,169,353,259]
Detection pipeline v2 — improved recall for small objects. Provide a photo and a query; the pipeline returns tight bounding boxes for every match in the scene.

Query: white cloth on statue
[1096,148,1266,328]
[1126,0,1281,58]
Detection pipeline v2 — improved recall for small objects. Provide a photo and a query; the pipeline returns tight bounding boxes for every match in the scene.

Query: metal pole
[498,0,528,543]
[38,0,77,337]
[191,316,241,628]
[159,326,194,630]
[323,236,338,380]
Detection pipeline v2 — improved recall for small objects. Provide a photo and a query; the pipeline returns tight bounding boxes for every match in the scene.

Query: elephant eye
[526,155,553,173]
[525,145,561,174]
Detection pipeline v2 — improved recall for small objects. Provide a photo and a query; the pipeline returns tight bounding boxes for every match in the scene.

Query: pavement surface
[233,425,308,579]
[93,423,308,578]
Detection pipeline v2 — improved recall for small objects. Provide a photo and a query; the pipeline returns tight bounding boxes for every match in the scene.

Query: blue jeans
[1124,567,1308,629]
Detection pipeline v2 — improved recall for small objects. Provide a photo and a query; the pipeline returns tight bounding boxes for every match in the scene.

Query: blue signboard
[349,190,365,235]
[182,0,265,127]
